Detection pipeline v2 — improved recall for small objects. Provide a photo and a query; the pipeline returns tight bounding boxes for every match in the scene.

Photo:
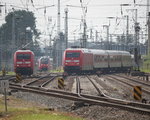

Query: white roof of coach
[15,50,32,52]
[107,50,130,56]
[90,49,107,55]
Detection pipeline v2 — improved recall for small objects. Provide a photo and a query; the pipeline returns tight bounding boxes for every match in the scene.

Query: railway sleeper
[71,101,91,110]
[130,71,149,81]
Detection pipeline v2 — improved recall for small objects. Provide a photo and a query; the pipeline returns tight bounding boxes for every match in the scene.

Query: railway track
[116,74,150,88]
[73,75,150,113]
[9,82,150,114]
[106,74,150,95]
[4,73,150,114]
[25,74,53,87]
[0,75,16,80]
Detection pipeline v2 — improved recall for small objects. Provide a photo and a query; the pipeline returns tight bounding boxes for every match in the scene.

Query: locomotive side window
[66,52,80,58]
[17,54,31,59]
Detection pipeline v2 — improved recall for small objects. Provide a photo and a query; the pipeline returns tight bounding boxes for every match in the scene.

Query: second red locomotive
[14,49,34,75]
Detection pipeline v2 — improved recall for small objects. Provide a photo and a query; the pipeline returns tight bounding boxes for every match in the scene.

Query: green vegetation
[0,96,84,120]
[140,55,150,72]
[0,71,15,75]
[11,112,83,120]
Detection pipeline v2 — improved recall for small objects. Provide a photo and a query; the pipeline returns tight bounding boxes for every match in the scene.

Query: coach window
[96,56,98,62]
[95,56,97,62]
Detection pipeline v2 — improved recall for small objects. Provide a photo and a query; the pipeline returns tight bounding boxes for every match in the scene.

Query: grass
[0,96,84,120]
[140,55,150,73]
[11,112,83,120]
[0,71,15,76]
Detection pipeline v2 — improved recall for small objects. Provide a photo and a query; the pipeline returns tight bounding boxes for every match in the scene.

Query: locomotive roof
[66,48,131,55]
[39,56,50,60]
[15,50,33,52]
[66,48,92,53]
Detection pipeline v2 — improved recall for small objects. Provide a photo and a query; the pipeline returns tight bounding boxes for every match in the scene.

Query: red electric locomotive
[14,50,34,75]
[63,48,93,74]
[38,56,51,71]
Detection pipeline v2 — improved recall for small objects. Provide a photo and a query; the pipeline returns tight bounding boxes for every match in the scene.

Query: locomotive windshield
[41,58,49,64]
[66,52,80,58]
[17,54,31,59]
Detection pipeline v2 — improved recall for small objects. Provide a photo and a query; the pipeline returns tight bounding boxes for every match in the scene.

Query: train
[63,48,132,74]
[38,56,51,71]
[14,49,34,75]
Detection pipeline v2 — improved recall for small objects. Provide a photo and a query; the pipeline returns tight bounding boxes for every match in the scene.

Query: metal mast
[134,9,138,48]
[11,12,16,71]
[148,12,150,55]
[126,15,129,50]
[103,25,109,50]
[147,0,150,55]
[57,0,60,34]
[64,8,68,49]
[80,0,87,48]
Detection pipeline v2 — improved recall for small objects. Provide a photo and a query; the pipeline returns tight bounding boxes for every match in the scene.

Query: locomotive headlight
[65,63,68,65]
[76,63,79,65]
[25,61,31,64]
[66,60,71,62]
[17,62,22,64]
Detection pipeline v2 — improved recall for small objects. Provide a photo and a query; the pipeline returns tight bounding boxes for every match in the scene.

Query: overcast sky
[0,0,148,44]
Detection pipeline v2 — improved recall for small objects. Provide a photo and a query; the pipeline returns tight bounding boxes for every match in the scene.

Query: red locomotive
[38,56,51,71]
[63,48,93,74]
[14,50,34,75]
[63,48,132,74]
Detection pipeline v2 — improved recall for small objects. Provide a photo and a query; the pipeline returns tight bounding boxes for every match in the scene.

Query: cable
[20,0,26,8]
[86,0,92,6]
[61,0,72,4]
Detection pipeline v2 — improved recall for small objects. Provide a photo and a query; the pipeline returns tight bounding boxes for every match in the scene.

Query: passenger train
[38,56,51,71]
[63,48,132,74]
[14,49,34,75]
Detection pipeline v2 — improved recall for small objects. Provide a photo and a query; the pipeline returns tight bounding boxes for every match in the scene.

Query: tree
[0,10,41,70]
[0,10,40,50]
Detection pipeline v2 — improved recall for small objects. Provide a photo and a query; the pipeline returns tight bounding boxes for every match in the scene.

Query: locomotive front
[63,49,82,73]
[14,50,34,75]
[39,57,50,71]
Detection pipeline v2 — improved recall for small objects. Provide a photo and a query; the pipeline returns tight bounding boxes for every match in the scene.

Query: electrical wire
[86,0,92,6]
[20,0,26,8]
